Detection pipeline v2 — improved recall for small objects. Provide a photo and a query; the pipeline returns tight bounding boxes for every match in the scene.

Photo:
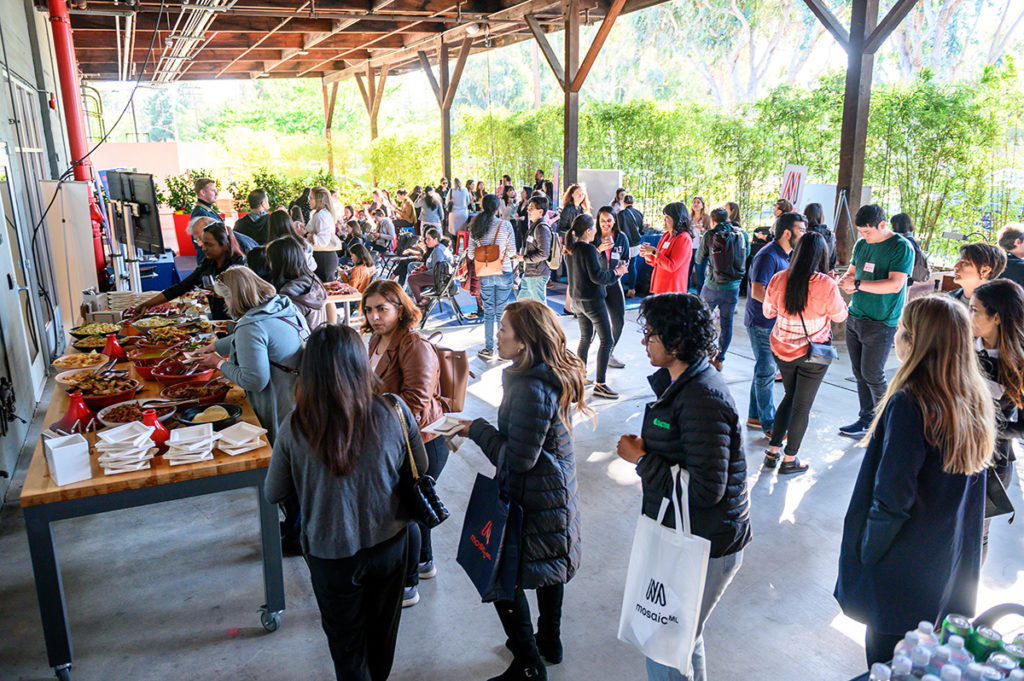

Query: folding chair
[419,254,467,328]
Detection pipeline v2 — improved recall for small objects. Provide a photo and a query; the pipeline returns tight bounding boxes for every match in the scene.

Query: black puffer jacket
[469,362,581,589]
[636,359,752,558]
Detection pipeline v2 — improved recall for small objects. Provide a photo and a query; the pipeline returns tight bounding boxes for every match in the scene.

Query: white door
[0,142,47,498]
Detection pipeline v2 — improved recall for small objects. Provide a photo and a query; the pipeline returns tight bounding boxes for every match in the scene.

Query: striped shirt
[467,217,516,273]
[763,270,849,362]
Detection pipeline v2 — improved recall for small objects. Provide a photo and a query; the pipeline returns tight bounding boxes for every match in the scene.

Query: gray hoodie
[214,294,307,443]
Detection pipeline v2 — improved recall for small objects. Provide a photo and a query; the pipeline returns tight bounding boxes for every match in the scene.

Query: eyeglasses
[639,326,659,342]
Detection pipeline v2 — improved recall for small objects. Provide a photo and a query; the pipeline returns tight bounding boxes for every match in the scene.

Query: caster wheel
[55,667,71,681]
[260,610,281,633]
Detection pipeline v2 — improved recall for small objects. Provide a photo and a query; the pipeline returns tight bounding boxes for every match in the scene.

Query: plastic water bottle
[963,663,987,681]
[917,621,941,650]
[892,655,915,681]
[929,645,952,676]
[869,663,892,681]
[948,635,977,670]
[913,646,935,677]
[1007,670,1024,681]
[895,631,922,659]
[941,665,963,681]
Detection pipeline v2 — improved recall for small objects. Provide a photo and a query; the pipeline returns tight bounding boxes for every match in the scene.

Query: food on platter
[70,322,122,337]
[66,375,139,397]
[53,352,108,369]
[73,336,111,349]
[160,380,230,400]
[192,405,229,423]
[148,326,192,343]
[100,402,174,423]
[55,369,98,385]
[324,281,359,295]
[134,316,175,329]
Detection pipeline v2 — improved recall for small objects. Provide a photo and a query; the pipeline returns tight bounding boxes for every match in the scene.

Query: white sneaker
[402,586,420,608]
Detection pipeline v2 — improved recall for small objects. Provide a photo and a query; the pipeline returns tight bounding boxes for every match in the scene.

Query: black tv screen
[106,171,163,254]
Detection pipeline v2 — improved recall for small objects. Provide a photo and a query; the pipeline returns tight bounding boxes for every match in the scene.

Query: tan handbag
[474,227,505,277]
[428,332,474,413]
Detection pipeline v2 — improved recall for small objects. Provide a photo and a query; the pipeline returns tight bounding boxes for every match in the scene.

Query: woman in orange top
[639,202,695,294]
[340,243,377,292]
[762,232,848,474]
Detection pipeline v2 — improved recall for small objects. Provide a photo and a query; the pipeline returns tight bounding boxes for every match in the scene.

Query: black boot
[535,585,564,664]
[493,593,547,680]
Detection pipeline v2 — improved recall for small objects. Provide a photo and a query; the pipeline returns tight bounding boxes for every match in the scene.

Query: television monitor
[106,171,163,254]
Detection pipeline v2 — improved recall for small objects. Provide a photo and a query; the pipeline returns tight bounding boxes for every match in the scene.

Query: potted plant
[163,169,216,257]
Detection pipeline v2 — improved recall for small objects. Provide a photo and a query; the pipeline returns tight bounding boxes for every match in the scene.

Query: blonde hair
[311,186,334,215]
[501,300,593,430]
[863,295,994,475]
[214,266,277,319]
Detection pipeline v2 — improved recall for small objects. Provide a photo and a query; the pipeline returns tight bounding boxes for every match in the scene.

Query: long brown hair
[973,279,1024,409]
[864,295,994,475]
[501,300,593,430]
[360,279,421,334]
[292,324,379,476]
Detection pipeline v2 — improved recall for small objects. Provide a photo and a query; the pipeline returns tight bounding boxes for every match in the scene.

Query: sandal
[778,457,809,475]
[762,450,780,469]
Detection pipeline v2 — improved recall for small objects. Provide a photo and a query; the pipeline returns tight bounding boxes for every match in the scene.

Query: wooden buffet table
[326,291,362,325]
[21,372,285,681]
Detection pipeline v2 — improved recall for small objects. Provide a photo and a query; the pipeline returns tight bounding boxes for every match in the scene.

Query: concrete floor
[2,291,1022,681]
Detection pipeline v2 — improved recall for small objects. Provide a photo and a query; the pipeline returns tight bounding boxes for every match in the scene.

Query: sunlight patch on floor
[607,457,643,486]
[830,613,867,646]
[779,471,819,524]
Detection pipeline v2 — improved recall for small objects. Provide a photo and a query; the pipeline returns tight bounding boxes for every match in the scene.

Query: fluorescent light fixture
[296,50,309,55]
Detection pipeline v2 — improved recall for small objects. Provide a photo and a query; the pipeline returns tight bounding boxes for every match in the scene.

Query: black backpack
[710,224,745,283]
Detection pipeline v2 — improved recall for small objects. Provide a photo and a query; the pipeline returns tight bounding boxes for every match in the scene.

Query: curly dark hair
[638,293,717,365]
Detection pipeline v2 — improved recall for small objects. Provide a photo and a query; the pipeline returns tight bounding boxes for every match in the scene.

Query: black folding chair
[419,254,467,328]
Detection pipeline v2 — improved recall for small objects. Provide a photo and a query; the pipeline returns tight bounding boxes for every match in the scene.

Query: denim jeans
[644,550,744,681]
[845,317,897,423]
[519,273,549,303]
[480,271,515,351]
[577,298,614,384]
[700,288,740,362]
[746,325,777,433]
[692,260,707,295]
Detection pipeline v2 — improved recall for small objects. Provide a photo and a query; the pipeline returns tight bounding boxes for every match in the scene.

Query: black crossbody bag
[799,312,838,366]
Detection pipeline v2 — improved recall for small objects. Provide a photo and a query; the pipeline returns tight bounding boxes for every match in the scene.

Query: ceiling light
[296,50,309,55]
[464,22,480,35]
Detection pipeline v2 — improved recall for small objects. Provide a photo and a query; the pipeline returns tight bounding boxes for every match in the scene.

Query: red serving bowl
[69,380,142,411]
[159,382,231,406]
[151,361,216,387]
[130,356,166,380]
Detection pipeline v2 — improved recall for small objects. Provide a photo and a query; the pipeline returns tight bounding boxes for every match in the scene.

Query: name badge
[662,241,671,250]
[612,248,621,259]
[527,235,535,243]
[863,262,876,273]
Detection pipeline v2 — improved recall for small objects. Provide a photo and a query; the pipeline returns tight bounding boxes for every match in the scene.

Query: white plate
[166,438,215,454]
[98,422,154,444]
[217,422,267,447]
[169,423,215,444]
[422,415,464,437]
[167,452,214,466]
[218,438,265,456]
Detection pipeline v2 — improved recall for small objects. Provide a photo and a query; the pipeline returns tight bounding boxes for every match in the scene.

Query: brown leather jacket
[368,325,443,442]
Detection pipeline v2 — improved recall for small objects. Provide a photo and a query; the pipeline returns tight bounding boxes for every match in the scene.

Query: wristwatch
[854,279,862,291]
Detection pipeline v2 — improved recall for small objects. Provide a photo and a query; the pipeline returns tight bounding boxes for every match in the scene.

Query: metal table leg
[24,507,73,676]
[256,486,285,632]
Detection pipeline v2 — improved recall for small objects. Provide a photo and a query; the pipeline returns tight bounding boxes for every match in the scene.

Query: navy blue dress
[834,389,986,635]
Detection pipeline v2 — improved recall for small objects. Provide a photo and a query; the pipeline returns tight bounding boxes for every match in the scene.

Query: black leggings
[770,356,829,456]
[406,435,449,587]
[865,627,902,669]
[313,250,339,283]
[605,281,625,350]
[577,298,613,384]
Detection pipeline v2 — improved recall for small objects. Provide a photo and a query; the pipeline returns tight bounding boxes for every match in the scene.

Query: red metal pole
[48,0,108,289]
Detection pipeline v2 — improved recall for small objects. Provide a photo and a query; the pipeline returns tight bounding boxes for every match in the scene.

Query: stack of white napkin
[96,422,158,474]
[165,424,217,465]
[216,422,268,456]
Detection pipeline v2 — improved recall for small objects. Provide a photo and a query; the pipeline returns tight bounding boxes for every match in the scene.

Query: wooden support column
[419,38,473,182]
[322,80,339,176]
[366,62,379,140]
[440,42,452,180]
[563,0,580,185]
[833,0,879,267]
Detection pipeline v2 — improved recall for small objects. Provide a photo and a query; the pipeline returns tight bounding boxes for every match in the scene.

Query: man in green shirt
[837,204,914,438]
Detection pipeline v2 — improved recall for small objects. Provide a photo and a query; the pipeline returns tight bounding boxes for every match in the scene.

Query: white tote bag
[618,467,711,675]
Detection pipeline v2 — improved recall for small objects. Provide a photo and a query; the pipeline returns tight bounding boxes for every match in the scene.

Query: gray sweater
[264,396,428,559]
[213,295,306,443]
